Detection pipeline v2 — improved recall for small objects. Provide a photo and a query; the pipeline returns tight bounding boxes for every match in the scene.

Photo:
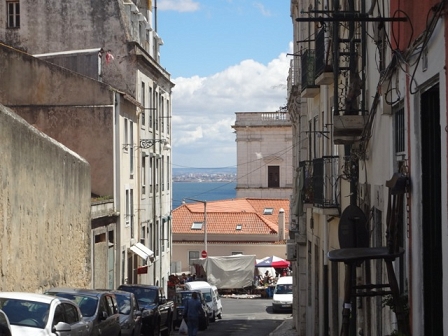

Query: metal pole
[204,201,207,253]
[183,198,207,253]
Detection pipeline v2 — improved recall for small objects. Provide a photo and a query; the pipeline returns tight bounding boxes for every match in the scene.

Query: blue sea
[172,182,237,209]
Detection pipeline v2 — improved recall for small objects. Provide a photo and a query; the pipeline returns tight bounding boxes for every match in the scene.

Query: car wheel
[161,315,172,336]
[152,321,160,336]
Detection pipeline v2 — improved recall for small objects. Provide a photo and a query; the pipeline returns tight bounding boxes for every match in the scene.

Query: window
[161,96,165,133]
[231,252,243,255]
[124,119,129,151]
[149,87,153,128]
[166,100,171,135]
[189,251,199,265]
[162,155,165,191]
[7,1,20,28]
[394,104,405,154]
[141,82,146,126]
[125,190,130,226]
[191,222,203,230]
[263,208,274,215]
[149,157,153,194]
[167,156,170,190]
[53,305,64,327]
[63,303,80,324]
[268,166,280,188]
[130,121,134,176]
[142,156,146,195]
[236,224,242,230]
[130,189,134,238]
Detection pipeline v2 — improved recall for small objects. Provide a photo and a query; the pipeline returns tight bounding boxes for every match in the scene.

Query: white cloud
[253,2,271,16]
[171,48,292,168]
[158,0,200,12]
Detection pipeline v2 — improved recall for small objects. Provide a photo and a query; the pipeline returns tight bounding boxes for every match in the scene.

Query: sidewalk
[269,316,297,336]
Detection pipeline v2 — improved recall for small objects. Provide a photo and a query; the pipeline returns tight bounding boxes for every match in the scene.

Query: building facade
[288,0,448,335]
[0,0,173,291]
[172,198,289,274]
[232,111,294,199]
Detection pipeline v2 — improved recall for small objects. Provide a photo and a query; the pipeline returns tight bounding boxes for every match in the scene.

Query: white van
[184,281,223,321]
[272,276,293,313]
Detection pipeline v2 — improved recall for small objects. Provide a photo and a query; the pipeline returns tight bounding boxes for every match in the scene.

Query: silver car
[99,290,142,336]
[0,292,89,336]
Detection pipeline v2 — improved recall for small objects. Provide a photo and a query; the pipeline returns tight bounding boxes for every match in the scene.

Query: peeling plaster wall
[0,105,91,292]
[0,0,136,95]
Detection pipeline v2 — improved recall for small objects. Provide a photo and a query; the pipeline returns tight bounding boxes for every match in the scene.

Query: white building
[0,0,173,290]
[288,0,448,335]
[232,111,293,199]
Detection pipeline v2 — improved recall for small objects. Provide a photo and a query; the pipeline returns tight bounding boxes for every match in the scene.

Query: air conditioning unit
[286,240,296,261]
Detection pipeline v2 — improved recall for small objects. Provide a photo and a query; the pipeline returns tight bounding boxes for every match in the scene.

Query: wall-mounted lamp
[122,139,171,150]
[139,139,171,150]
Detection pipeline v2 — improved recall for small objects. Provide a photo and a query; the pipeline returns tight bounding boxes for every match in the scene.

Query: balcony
[333,113,367,144]
[315,28,333,85]
[300,157,340,210]
[300,49,319,98]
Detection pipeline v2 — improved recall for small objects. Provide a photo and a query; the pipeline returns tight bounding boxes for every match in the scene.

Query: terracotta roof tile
[172,198,290,236]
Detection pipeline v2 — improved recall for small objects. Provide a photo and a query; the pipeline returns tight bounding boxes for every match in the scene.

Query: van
[184,281,223,321]
[272,276,293,313]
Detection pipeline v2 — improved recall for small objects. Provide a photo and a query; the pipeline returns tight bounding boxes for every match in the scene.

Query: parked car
[0,309,12,336]
[97,289,142,336]
[0,292,89,336]
[272,276,293,313]
[184,281,223,321]
[45,288,121,336]
[173,290,209,331]
[118,284,174,336]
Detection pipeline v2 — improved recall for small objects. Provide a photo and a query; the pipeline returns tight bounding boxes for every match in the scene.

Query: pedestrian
[183,291,204,336]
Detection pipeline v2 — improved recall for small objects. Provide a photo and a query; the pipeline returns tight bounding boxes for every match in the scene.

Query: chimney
[278,208,285,241]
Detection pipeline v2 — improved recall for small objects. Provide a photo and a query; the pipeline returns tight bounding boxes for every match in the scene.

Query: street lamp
[182,198,207,253]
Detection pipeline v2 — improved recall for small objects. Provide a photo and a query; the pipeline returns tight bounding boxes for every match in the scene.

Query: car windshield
[202,292,212,303]
[175,293,194,305]
[114,294,131,315]
[124,288,157,306]
[0,298,49,329]
[49,293,98,317]
[274,285,293,294]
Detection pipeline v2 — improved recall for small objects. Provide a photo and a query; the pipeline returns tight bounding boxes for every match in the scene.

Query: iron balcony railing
[300,49,317,91]
[315,28,332,77]
[300,156,339,208]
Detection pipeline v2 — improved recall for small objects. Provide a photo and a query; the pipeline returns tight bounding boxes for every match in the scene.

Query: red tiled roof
[172,198,290,235]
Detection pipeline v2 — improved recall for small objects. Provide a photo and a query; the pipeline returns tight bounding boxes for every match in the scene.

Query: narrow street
[192,297,293,336]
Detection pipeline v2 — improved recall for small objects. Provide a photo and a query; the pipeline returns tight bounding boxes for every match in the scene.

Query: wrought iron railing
[300,157,340,208]
[300,49,317,91]
[313,156,339,207]
[315,28,332,77]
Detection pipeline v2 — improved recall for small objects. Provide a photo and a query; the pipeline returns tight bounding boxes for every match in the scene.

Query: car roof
[0,292,63,304]
[47,288,112,298]
[185,281,211,289]
[118,284,159,290]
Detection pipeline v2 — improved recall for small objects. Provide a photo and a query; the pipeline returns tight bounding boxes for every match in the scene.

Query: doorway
[420,83,443,335]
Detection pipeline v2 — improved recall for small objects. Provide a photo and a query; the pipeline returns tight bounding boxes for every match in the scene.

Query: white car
[272,276,293,313]
[0,292,89,336]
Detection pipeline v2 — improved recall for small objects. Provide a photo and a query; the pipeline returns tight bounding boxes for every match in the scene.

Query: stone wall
[0,105,91,292]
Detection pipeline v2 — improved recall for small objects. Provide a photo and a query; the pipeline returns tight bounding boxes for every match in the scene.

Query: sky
[156,0,293,169]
